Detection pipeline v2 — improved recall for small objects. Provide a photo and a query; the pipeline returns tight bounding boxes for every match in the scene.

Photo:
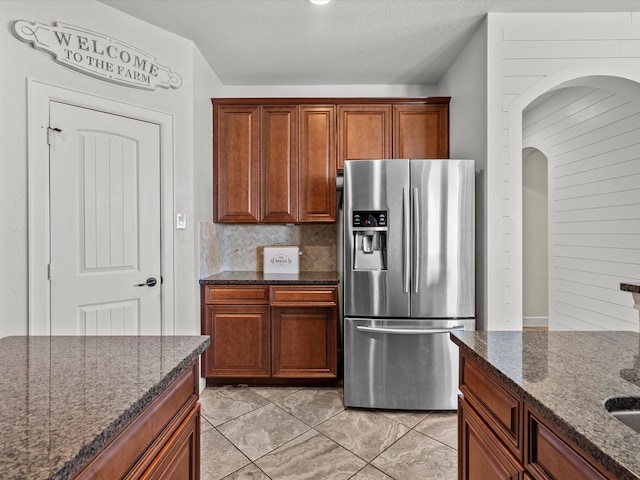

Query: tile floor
[199,386,458,480]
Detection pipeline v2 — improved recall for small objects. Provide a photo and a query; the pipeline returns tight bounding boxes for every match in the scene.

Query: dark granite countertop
[0,335,210,480]
[200,270,339,285]
[621,283,640,294]
[450,331,640,480]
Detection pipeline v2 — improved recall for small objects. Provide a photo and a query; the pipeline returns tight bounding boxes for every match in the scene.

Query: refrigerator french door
[343,159,475,410]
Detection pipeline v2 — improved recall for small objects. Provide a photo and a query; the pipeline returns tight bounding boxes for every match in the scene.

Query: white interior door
[49,101,162,335]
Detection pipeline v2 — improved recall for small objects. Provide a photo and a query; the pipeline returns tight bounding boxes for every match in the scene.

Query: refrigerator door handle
[412,187,420,293]
[356,325,465,335]
[403,187,410,293]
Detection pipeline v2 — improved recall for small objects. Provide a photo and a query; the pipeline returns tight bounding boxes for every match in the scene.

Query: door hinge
[47,263,52,280]
[47,127,62,145]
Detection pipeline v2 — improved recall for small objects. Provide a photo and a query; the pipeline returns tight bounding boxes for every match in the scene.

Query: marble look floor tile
[200,386,270,426]
[221,464,270,480]
[217,404,310,461]
[371,430,457,480]
[200,428,250,480]
[274,388,345,426]
[377,409,433,428]
[255,429,366,480]
[201,416,215,434]
[316,409,409,462]
[350,465,394,480]
[414,411,458,449]
[249,386,302,402]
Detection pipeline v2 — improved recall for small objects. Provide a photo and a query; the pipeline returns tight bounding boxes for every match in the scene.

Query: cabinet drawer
[460,354,523,459]
[140,403,200,480]
[459,396,523,480]
[203,285,269,305]
[526,410,609,480]
[270,286,337,306]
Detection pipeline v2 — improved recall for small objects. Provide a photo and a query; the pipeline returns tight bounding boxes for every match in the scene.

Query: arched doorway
[518,77,640,331]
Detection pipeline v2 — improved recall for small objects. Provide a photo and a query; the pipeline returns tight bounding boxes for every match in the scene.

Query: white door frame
[28,79,175,335]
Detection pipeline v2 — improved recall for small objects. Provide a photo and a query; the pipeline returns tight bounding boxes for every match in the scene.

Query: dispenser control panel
[352,211,387,228]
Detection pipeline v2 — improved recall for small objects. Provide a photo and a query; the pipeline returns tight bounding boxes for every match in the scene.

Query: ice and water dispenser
[352,210,387,270]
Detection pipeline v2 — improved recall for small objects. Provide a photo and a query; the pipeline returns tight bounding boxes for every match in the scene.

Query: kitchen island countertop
[450,330,640,480]
[200,270,339,285]
[0,335,210,480]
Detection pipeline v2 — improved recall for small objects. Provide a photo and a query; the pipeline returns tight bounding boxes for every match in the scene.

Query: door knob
[135,277,157,287]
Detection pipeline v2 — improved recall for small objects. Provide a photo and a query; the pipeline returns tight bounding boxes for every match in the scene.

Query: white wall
[523,85,640,331]
[0,1,219,336]
[222,84,437,98]
[522,147,548,323]
[438,19,488,329]
[487,12,640,330]
[192,46,224,332]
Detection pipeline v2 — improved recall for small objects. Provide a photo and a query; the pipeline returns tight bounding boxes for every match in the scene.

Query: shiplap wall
[523,86,640,330]
[486,12,640,330]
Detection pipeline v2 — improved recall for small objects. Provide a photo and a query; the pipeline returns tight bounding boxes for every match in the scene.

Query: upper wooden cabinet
[393,103,449,159]
[299,105,336,223]
[214,105,260,223]
[212,97,449,223]
[337,99,449,169]
[337,105,392,170]
[261,105,298,223]
[214,100,335,224]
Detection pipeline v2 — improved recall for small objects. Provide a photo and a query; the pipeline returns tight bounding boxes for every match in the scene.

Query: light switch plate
[176,213,187,230]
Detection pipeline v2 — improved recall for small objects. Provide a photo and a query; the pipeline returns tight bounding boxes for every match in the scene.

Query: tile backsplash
[200,222,337,276]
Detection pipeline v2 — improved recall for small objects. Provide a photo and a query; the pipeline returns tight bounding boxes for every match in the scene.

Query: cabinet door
[203,306,270,378]
[140,404,200,480]
[298,106,336,222]
[393,103,449,159]
[214,105,260,222]
[337,105,392,170]
[526,410,609,480]
[271,306,337,378]
[261,105,298,223]
[459,396,524,480]
[460,354,522,460]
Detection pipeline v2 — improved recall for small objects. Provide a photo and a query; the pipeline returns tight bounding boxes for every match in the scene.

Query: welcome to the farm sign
[12,20,183,90]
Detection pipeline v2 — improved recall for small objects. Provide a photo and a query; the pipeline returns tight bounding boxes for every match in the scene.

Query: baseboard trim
[523,316,548,327]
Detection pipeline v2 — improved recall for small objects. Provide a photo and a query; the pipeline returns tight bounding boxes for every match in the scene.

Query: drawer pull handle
[356,325,464,335]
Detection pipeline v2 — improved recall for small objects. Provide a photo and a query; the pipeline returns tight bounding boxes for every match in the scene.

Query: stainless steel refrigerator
[343,159,475,410]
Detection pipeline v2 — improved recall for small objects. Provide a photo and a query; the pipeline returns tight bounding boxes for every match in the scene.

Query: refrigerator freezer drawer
[344,317,475,410]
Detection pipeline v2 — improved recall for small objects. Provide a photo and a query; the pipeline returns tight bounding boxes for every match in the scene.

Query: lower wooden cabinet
[525,410,609,480]
[140,404,200,480]
[201,284,338,385]
[458,352,616,480]
[272,306,337,378]
[459,354,522,460]
[202,306,270,378]
[74,363,201,480]
[459,396,523,480]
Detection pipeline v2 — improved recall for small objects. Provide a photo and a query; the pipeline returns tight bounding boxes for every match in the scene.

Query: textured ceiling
[99,0,640,85]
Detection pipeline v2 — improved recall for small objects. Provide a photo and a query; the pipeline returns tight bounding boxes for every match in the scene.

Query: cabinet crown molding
[212,97,451,106]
